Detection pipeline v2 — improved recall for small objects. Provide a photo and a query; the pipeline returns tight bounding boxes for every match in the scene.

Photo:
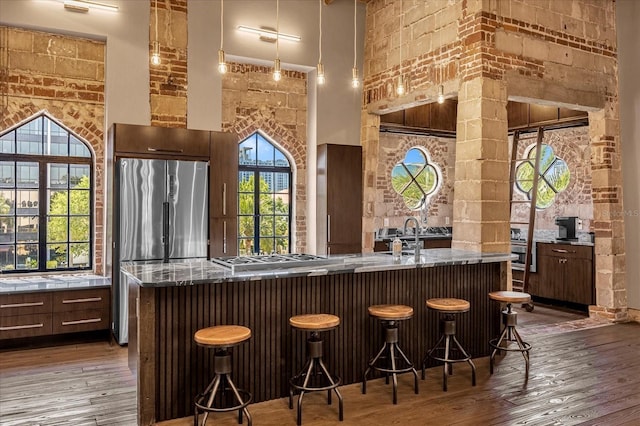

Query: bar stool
[289,313,344,426]
[362,304,419,404]
[489,290,532,380]
[422,298,476,391]
[193,325,252,426]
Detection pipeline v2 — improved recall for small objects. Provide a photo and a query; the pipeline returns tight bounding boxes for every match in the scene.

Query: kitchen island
[123,249,513,425]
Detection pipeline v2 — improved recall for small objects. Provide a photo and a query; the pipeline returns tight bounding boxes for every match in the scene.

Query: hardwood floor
[1,306,639,426]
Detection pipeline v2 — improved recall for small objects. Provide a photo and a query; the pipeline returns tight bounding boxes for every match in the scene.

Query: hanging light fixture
[218,0,227,74]
[437,85,445,104]
[317,0,325,85]
[396,0,404,96]
[351,0,359,88]
[273,0,282,81]
[150,0,161,66]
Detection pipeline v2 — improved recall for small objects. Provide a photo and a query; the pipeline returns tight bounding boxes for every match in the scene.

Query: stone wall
[150,0,187,128]
[0,26,105,274]
[221,63,308,253]
[361,0,625,319]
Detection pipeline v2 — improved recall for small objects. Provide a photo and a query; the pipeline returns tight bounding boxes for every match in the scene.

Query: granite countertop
[375,234,453,242]
[121,249,516,288]
[0,274,111,294]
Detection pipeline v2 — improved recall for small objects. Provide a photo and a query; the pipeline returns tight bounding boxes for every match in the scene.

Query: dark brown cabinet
[317,144,363,255]
[109,123,210,158]
[209,131,238,256]
[0,288,110,340]
[535,242,594,305]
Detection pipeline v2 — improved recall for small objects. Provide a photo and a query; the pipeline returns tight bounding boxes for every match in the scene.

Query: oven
[511,241,536,272]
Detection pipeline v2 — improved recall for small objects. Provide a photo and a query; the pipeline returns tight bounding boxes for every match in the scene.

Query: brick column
[452,77,510,253]
[589,103,628,321]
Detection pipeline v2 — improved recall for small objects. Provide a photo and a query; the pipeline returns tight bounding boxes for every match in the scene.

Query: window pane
[274,149,289,167]
[402,182,425,210]
[0,162,15,187]
[17,118,42,155]
[515,161,535,193]
[239,171,254,192]
[47,216,68,242]
[259,172,274,192]
[16,190,38,215]
[46,243,68,269]
[17,162,39,188]
[70,216,89,241]
[275,217,288,237]
[0,131,15,154]
[391,165,411,194]
[274,237,288,254]
[238,216,254,238]
[259,193,275,215]
[273,172,289,192]
[256,135,275,166]
[239,138,257,165]
[536,180,556,209]
[416,167,437,195]
[48,164,69,188]
[544,159,570,192]
[48,190,69,214]
[274,193,289,214]
[238,238,253,256]
[43,118,68,156]
[70,135,91,158]
[16,244,38,270]
[16,216,38,243]
[69,243,90,267]
[259,237,274,255]
[0,217,15,243]
[260,216,274,237]
[0,245,16,271]
[70,165,90,188]
[69,190,90,215]
[1,190,15,214]
[239,193,254,215]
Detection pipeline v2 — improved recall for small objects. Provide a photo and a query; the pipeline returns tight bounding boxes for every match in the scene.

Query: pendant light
[150,0,161,66]
[273,0,282,81]
[218,0,227,74]
[396,0,404,96]
[317,0,325,85]
[437,85,445,104]
[351,0,359,88]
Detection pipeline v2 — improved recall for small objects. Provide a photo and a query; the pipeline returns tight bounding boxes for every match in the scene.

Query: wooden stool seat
[289,314,340,331]
[489,291,531,304]
[194,325,251,347]
[426,298,470,313]
[368,304,413,321]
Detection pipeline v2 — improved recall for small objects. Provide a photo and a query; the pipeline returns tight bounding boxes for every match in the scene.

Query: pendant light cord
[154,0,158,46]
[318,0,322,64]
[220,0,223,50]
[399,0,402,66]
[276,0,280,59]
[353,0,356,69]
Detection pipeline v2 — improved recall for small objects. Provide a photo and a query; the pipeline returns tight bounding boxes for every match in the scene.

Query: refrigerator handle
[163,202,170,262]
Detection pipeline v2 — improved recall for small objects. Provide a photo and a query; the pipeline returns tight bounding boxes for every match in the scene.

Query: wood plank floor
[1,306,639,425]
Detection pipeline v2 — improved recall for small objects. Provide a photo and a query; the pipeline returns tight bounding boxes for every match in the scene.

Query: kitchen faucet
[403,216,421,261]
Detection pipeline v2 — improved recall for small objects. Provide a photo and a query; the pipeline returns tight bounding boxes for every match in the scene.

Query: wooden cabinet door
[210,132,239,257]
[537,255,564,300]
[564,258,594,305]
[210,217,237,257]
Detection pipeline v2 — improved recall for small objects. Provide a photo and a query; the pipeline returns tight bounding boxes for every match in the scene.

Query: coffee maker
[555,216,578,241]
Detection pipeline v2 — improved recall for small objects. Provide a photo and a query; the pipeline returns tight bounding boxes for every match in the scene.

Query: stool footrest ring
[194,388,252,413]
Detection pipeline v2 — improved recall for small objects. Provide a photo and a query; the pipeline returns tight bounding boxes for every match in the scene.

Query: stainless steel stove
[210,253,332,273]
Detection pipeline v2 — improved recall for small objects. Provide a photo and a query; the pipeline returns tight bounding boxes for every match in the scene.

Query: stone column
[452,77,510,254]
[589,102,628,321]
[361,110,381,253]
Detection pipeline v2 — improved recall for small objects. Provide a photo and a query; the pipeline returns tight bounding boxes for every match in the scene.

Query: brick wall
[150,0,187,128]
[0,26,105,274]
[221,62,308,253]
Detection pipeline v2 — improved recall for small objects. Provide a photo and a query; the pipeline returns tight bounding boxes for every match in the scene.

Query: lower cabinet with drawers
[0,288,110,340]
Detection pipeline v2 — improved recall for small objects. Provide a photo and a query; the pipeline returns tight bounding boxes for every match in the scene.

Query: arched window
[0,113,93,272]
[391,146,441,210]
[238,132,292,255]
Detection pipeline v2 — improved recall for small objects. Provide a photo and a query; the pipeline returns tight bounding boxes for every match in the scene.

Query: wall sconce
[62,0,118,13]
[237,26,301,43]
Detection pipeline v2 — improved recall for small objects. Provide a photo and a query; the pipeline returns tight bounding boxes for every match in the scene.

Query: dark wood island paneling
[129,261,506,425]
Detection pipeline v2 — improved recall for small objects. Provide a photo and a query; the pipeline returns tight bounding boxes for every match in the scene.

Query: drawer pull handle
[0,302,44,308]
[147,147,184,153]
[0,323,44,331]
[62,297,102,304]
[61,318,102,326]
[552,249,569,253]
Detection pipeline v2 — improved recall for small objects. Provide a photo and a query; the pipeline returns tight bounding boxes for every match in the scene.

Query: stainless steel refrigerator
[113,158,208,345]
